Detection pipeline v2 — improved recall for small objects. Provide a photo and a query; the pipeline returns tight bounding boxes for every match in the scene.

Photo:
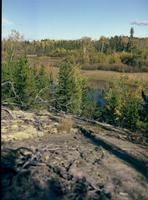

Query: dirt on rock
[1,109,148,200]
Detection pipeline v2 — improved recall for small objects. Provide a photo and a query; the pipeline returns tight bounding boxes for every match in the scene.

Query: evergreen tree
[35,65,48,92]
[57,60,83,114]
[2,61,17,105]
[130,27,134,38]
[13,57,36,109]
[127,27,136,53]
[81,86,99,119]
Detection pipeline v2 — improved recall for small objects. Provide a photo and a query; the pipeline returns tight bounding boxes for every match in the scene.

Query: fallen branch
[2,81,25,108]
[1,106,14,120]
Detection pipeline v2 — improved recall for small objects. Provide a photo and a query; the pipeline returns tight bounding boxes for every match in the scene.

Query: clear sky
[2,0,148,40]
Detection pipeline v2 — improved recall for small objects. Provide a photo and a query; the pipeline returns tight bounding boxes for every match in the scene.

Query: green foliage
[13,57,36,109]
[81,88,100,119]
[120,51,137,66]
[2,62,17,104]
[57,61,99,117]
[35,65,47,89]
[57,60,84,114]
[140,91,148,130]
[2,56,50,110]
[101,76,145,130]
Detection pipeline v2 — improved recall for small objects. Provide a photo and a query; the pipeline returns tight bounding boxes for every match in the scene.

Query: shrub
[58,116,74,133]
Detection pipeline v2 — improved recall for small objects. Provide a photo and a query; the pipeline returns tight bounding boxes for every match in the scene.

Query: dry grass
[82,70,148,83]
[36,66,148,87]
[28,55,148,89]
[44,66,59,79]
[58,116,74,133]
[82,70,148,89]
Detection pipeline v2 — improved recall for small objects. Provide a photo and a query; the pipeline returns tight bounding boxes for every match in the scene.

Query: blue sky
[2,0,148,40]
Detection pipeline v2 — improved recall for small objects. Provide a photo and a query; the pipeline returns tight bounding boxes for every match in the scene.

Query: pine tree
[127,27,136,53]
[2,61,16,103]
[35,65,48,91]
[57,60,83,114]
[13,57,36,109]
[130,27,134,38]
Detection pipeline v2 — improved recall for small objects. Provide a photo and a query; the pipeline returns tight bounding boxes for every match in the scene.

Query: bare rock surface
[1,109,148,200]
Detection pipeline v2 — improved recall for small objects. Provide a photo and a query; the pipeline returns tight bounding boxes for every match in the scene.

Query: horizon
[2,0,148,40]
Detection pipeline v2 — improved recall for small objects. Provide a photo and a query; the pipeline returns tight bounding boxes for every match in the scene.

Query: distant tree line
[2,28,148,72]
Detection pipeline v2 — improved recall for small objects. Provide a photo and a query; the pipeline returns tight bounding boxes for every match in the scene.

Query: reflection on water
[88,79,109,107]
[88,88,106,107]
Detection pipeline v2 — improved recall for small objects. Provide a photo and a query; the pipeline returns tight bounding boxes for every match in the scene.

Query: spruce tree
[2,62,16,103]
[35,65,48,91]
[14,57,36,109]
[57,60,83,114]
